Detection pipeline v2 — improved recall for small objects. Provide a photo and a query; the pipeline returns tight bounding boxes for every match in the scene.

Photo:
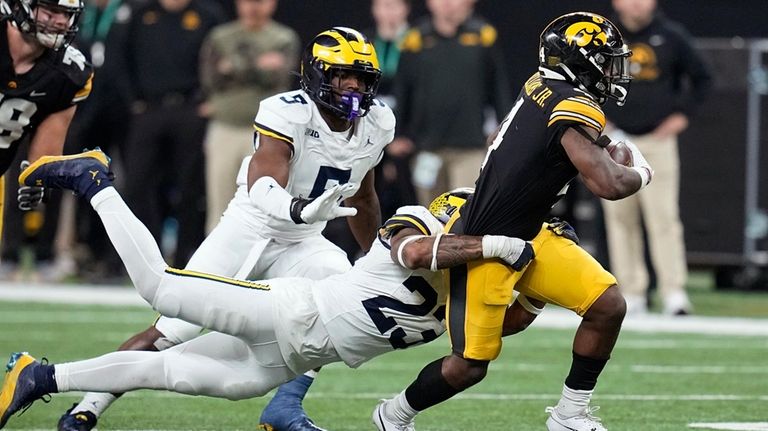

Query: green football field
[0,299,766,431]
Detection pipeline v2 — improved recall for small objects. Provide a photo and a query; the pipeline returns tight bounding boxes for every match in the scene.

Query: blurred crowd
[0,0,711,316]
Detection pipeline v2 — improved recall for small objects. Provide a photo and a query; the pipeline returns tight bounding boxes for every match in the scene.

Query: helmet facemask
[309,62,381,121]
[12,0,83,50]
[539,12,632,106]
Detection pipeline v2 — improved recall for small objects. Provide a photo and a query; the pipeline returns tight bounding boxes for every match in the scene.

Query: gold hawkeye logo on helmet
[564,22,607,47]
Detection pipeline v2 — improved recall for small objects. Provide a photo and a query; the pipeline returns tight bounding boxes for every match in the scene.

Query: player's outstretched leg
[18,149,113,201]
[258,371,327,431]
[0,352,58,429]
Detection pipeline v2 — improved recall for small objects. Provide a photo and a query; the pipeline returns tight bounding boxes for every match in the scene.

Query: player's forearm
[399,234,484,270]
[346,193,381,253]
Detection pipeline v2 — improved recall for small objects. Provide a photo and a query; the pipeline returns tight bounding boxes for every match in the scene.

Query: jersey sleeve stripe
[72,72,94,103]
[549,99,606,130]
[385,215,431,236]
[254,122,294,145]
[548,114,603,131]
[165,267,271,291]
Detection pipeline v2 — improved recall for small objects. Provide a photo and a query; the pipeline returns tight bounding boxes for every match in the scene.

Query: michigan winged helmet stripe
[165,268,271,290]
[548,96,606,131]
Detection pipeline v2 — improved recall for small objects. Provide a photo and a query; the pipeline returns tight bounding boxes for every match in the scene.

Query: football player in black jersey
[374,12,654,431]
[0,0,93,236]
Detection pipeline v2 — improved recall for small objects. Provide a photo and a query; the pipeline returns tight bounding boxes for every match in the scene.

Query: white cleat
[372,399,415,431]
[546,405,607,431]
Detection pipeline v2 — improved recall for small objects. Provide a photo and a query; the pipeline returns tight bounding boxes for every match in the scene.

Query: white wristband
[397,235,424,268]
[631,166,651,189]
[430,233,443,271]
[248,176,293,221]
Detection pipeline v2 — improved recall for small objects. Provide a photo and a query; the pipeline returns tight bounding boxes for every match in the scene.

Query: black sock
[564,351,608,391]
[34,363,59,394]
[404,357,460,411]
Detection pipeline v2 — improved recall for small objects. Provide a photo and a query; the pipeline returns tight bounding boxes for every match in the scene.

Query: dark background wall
[275,1,768,89]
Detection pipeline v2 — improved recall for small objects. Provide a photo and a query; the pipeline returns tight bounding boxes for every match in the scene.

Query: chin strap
[572,126,611,148]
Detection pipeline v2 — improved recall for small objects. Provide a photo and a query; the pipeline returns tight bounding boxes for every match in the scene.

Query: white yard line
[42,391,768,402]
[2,281,768,336]
[688,423,768,430]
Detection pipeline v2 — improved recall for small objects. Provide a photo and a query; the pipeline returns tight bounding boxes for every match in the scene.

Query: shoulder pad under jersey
[365,99,396,132]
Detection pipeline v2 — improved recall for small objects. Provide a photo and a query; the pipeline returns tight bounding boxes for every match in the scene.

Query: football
[607,141,633,166]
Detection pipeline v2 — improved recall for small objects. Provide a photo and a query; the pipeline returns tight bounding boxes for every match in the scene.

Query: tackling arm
[344,169,381,253]
[389,228,533,271]
[561,126,651,200]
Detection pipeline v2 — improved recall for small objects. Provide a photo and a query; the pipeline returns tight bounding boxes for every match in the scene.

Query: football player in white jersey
[56,27,395,431]
[0,151,537,430]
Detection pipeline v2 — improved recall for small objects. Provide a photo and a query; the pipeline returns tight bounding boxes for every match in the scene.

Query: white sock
[555,384,593,418]
[90,187,167,304]
[70,392,117,417]
[384,390,418,423]
[304,369,318,379]
[54,351,166,394]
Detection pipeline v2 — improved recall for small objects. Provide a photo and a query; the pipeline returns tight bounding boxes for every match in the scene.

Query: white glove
[623,140,654,188]
[482,235,535,271]
[291,183,357,224]
[0,0,12,17]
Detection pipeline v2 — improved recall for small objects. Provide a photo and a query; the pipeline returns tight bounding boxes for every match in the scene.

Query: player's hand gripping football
[290,183,358,224]
[17,160,46,211]
[481,235,535,271]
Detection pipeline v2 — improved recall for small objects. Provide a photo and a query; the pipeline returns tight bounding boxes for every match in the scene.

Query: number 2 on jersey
[362,276,445,349]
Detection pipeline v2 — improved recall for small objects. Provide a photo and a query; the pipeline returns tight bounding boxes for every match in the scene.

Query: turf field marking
[632,365,768,374]
[688,423,768,430]
[3,283,768,336]
[47,392,768,401]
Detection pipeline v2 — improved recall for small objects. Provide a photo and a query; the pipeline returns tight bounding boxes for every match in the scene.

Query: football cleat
[57,404,98,431]
[372,399,415,431]
[546,405,607,431]
[18,149,113,201]
[0,352,52,429]
[257,416,327,431]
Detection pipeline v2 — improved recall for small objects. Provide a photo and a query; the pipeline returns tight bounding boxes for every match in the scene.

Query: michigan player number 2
[0,94,38,149]
[362,276,445,349]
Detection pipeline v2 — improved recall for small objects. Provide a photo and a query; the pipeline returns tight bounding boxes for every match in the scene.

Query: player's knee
[444,356,488,389]
[118,326,164,351]
[585,285,626,325]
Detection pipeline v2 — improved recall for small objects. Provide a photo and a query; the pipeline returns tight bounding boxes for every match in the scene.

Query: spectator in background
[393,0,510,206]
[65,0,131,282]
[199,0,299,233]
[111,0,224,267]
[602,0,712,315]
[366,0,416,220]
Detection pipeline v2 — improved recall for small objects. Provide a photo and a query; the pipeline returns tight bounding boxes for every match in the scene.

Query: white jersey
[309,206,448,368]
[229,89,395,242]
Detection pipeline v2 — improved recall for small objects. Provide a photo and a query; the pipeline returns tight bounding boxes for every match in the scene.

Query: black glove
[547,218,579,244]
[17,160,46,211]
[512,242,535,271]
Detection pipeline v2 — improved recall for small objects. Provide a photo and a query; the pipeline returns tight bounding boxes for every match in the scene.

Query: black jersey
[460,72,606,240]
[0,19,94,175]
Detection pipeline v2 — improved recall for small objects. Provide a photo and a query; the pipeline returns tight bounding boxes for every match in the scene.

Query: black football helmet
[300,27,382,120]
[10,0,83,50]
[539,12,632,105]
